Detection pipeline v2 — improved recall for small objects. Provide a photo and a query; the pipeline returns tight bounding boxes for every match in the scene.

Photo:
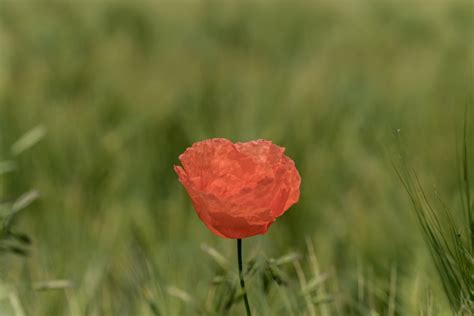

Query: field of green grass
[0,0,473,315]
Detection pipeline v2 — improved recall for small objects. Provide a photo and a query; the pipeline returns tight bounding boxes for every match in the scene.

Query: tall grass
[0,127,43,315]
[1,126,44,257]
[394,109,473,314]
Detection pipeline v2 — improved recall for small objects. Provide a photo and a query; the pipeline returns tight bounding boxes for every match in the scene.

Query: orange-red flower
[174,138,301,239]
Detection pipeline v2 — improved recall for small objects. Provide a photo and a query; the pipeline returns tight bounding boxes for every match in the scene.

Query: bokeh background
[0,0,473,315]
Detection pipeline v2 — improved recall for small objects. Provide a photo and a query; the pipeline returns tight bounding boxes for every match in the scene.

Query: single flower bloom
[174,138,301,239]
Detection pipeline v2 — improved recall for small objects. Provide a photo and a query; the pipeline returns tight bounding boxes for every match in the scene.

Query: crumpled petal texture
[174,138,301,239]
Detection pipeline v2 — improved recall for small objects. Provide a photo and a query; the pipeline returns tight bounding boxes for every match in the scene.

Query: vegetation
[0,0,473,315]
[394,111,473,315]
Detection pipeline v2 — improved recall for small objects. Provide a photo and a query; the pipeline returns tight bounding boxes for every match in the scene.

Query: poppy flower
[174,138,301,239]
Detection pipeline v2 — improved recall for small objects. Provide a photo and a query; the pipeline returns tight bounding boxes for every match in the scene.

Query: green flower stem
[237,239,252,316]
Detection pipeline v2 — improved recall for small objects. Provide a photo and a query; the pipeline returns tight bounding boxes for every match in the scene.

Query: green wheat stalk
[393,108,473,314]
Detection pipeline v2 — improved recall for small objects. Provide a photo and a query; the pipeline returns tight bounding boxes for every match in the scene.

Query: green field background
[0,0,473,315]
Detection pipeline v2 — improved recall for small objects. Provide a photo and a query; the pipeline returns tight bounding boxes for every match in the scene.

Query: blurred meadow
[0,0,473,315]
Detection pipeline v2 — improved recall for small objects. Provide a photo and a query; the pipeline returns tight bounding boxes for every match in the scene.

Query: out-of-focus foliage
[1,126,43,257]
[0,0,473,315]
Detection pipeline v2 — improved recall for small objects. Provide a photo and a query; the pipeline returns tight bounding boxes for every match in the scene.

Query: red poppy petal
[174,138,301,238]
